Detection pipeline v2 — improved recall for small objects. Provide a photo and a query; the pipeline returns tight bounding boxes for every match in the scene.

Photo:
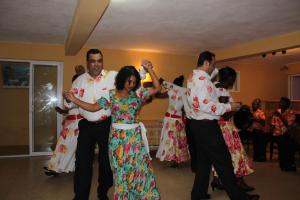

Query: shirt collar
[86,69,107,80]
[193,68,211,79]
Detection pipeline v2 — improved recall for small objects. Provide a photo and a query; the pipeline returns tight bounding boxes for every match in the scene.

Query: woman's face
[252,100,261,110]
[124,75,137,92]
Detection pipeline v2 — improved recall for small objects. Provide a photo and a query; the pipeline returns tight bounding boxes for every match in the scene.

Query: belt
[165,112,181,119]
[66,114,83,120]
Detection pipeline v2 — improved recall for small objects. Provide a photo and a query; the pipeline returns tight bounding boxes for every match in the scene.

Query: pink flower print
[171,94,177,100]
[203,99,209,104]
[72,88,78,95]
[112,105,120,111]
[192,96,200,109]
[79,88,85,97]
[95,76,102,82]
[100,115,107,120]
[207,85,213,93]
[199,76,205,80]
[175,120,183,132]
[60,128,69,139]
[131,101,137,107]
[133,143,140,153]
[74,128,79,136]
[168,131,174,139]
[58,144,66,153]
[124,143,131,155]
[211,104,217,113]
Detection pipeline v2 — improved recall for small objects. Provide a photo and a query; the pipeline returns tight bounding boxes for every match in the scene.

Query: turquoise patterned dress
[98,88,160,200]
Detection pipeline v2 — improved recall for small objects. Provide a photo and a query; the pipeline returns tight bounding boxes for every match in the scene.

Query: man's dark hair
[197,51,215,67]
[86,49,103,61]
[115,66,141,92]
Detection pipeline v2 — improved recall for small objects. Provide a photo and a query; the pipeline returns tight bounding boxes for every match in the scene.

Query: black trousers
[74,118,113,200]
[185,118,197,171]
[252,129,267,161]
[190,119,247,200]
[275,134,296,169]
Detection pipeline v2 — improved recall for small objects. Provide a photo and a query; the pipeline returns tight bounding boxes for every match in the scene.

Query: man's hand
[219,96,229,104]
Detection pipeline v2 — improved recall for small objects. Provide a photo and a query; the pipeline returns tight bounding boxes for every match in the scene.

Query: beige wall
[1,41,299,147]
[0,42,196,146]
[287,61,300,75]
[219,61,288,105]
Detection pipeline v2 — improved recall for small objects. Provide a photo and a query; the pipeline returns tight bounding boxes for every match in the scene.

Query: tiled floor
[0,154,299,200]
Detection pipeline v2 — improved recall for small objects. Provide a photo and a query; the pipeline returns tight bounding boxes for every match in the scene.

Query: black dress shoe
[98,195,109,200]
[237,177,255,192]
[44,169,59,177]
[199,193,211,199]
[245,194,260,200]
[210,176,224,191]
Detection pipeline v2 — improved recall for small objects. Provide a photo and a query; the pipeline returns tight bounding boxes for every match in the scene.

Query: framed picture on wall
[0,61,30,88]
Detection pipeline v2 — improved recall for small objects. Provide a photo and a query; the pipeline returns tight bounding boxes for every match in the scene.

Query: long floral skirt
[109,126,160,200]
[47,118,80,173]
[156,116,190,163]
[213,119,253,177]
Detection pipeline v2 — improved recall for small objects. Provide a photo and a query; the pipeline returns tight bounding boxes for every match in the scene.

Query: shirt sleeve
[188,77,231,116]
[64,78,80,109]
[136,87,149,103]
[162,81,175,90]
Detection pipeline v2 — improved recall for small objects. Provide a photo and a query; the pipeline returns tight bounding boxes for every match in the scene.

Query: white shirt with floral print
[65,70,117,122]
[186,69,231,120]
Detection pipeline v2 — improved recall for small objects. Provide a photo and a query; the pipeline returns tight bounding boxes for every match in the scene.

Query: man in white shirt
[187,51,259,200]
[183,68,219,173]
[65,49,117,200]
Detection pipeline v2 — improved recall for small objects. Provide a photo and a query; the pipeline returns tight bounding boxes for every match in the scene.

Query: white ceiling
[0,0,300,56]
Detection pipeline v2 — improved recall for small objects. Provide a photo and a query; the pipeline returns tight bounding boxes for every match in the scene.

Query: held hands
[63,91,76,103]
[141,59,153,72]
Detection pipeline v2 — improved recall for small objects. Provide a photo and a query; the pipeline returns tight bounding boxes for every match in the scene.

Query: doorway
[0,59,63,157]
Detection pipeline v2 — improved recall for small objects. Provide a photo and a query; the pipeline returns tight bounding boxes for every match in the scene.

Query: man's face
[208,57,216,75]
[87,53,103,78]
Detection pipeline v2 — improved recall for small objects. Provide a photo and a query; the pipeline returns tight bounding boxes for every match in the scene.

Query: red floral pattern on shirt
[271,109,295,136]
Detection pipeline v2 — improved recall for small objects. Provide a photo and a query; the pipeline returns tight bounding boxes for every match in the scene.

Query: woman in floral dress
[44,70,84,176]
[64,61,161,200]
[156,75,190,167]
[211,67,254,192]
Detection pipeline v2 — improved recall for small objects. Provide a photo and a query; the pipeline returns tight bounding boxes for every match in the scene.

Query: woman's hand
[141,59,153,72]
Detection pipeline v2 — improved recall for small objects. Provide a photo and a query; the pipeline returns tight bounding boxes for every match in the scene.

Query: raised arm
[141,60,161,96]
[63,91,101,112]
